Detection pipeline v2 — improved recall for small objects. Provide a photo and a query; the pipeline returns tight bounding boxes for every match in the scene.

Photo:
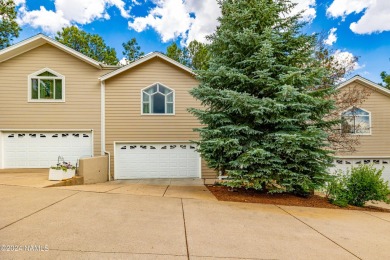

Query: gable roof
[99,52,195,81]
[337,75,390,97]
[0,34,116,69]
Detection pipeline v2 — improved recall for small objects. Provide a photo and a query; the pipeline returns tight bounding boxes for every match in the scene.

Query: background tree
[122,38,144,64]
[315,36,371,153]
[0,0,21,50]
[187,40,210,70]
[55,26,118,65]
[165,42,190,66]
[165,41,210,70]
[379,71,390,88]
[189,0,338,195]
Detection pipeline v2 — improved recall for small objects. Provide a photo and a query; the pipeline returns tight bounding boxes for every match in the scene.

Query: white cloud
[290,0,317,22]
[128,0,220,45]
[55,0,130,24]
[332,50,363,72]
[327,0,372,19]
[17,0,131,34]
[183,0,221,44]
[118,57,128,66]
[13,0,25,6]
[327,0,390,34]
[18,6,70,34]
[324,27,337,46]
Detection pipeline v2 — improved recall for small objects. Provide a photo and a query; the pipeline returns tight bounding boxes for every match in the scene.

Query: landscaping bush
[325,172,350,207]
[326,164,390,207]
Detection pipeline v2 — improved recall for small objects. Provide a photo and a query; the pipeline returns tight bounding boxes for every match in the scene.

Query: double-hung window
[28,68,65,102]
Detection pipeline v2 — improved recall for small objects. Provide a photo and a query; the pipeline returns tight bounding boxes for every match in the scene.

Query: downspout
[105,151,111,181]
[101,80,111,181]
[101,80,106,156]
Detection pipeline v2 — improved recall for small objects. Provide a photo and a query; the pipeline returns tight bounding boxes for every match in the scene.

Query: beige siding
[0,43,109,156]
[337,82,390,157]
[105,57,217,178]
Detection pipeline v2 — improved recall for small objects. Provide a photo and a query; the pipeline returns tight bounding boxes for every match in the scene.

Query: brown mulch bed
[207,185,390,213]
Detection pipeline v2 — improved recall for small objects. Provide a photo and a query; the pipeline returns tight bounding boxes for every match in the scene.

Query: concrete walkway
[0,184,389,259]
[53,178,218,201]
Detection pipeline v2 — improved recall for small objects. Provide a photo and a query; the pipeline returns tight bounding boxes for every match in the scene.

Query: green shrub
[326,164,390,207]
[325,171,350,207]
[347,165,390,206]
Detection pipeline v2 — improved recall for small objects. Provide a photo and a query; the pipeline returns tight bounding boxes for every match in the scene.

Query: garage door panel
[115,143,200,179]
[3,132,92,168]
[330,158,390,186]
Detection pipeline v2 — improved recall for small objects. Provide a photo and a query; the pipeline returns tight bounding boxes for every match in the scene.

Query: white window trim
[340,106,372,136]
[27,68,65,103]
[140,82,175,116]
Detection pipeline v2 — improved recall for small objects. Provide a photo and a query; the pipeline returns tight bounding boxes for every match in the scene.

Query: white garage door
[2,131,93,168]
[329,158,390,184]
[115,143,200,179]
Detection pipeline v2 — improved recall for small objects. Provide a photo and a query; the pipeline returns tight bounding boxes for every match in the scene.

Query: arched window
[28,68,65,102]
[142,83,174,114]
[341,107,371,134]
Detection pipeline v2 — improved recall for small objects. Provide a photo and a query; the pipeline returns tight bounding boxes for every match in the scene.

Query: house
[330,75,390,183]
[0,34,215,180]
[1,34,388,183]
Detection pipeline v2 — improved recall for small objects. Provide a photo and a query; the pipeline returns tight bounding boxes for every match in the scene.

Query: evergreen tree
[122,38,144,64]
[189,0,336,195]
[56,26,118,65]
[0,0,21,50]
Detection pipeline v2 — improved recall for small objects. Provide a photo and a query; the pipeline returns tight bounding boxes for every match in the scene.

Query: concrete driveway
[0,169,62,188]
[0,184,390,259]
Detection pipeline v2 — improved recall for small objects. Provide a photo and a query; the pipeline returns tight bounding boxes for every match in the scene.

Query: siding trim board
[101,81,106,155]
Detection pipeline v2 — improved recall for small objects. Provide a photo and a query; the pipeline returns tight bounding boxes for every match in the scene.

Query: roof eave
[337,75,390,96]
[99,52,195,81]
[0,34,104,69]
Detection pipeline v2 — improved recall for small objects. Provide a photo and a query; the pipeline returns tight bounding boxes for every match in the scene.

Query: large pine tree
[189,0,336,195]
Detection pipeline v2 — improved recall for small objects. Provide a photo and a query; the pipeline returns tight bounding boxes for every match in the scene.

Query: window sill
[141,113,175,116]
[345,133,372,136]
[28,100,65,103]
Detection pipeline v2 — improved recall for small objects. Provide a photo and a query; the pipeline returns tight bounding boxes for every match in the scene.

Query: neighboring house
[0,34,215,180]
[330,75,390,183]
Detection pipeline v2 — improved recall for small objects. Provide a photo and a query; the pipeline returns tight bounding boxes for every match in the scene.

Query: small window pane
[341,117,354,133]
[37,71,56,77]
[152,93,165,113]
[143,103,150,113]
[55,79,62,99]
[159,85,172,94]
[354,116,370,133]
[145,85,157,94]
[31,79,38,99]
[342,108,369,116]
[40,79,54,99]
[167,93,173,102]
[167,103,174,114]
[143,92,149,102]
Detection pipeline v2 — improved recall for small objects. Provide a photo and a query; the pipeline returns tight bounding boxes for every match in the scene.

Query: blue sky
[13,0,390,83]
